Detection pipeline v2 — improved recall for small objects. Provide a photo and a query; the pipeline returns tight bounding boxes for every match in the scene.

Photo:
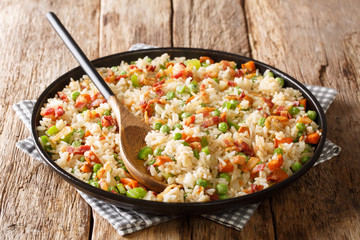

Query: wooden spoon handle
[46,12,113,100]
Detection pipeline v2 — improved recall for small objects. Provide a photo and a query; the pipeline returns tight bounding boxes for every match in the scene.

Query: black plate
[31,48,327,215]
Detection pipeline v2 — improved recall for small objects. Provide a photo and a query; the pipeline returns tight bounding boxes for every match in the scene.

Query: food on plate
[37,54,321,202]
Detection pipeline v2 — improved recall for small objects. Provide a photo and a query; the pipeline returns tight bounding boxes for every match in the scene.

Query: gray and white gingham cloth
[13,45,341,235]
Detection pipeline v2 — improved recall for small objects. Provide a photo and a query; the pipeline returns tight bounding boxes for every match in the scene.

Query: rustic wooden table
[1,0,359,239]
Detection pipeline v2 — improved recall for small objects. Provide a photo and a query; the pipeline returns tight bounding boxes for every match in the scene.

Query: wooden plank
[99,0,172,57]
[0,0,100,239]
[173,0,250,56]
[245,0,360,239]
[92,1,172,239]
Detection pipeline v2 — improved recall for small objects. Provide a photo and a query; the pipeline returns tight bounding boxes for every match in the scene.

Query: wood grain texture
[173,0,250,56]
[0,0,99,239]
[99,0,172,57]
[246,0,360,239]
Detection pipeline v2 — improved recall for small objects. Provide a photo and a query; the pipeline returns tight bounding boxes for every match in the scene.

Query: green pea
[196,178,208,188]
[116,183,127,195]
[153,148,163,156]
[219,194,229,200]
[46,125,59,135]
[274,148,284,155]
[111,66,118,72]
[201,146,210,155]
[258,117,266,127]
[153,122,163,130]
[188,83,199,93]
[93,163,102,174]
[181,112,192,120]
[89,180,99,188]
[174,133,182,140]
[166,91,175,100]
[76,129,85,139]
[193,149,200,159]
[182,142,190,147]
[40,135,52,151]
[138,146,153,160]
[219,173,231,182]
[97,121,102,129]
[291,162,302,173]
[293,131,303,143]
[146,58,152,63]
[296,122,306,132]
[218,122,228,133]
[131,74,140,87]
[299,104,304,108]
[114,176,120,182]
[212,109,221,117]
[71,91,81,101]
[185,59,201,70]
[307,110,317,120]
[103,109,111,116]
[265,71,274,77]
[200,103,207,107]
[200,136,209,147]
[160,64,166,69]
[108,186,119,194]
[130,60,136,65]
[301,148,311,154]
[126,187,147,199]
[275,77,284,87]
[216,183,228,195]
[160,125,170,133]
[300,156,310,164]
[226,100,238,110]
[72,140,81,147]
[173,123,183,130]
[227,120,240,130]
[288,106,300,116]
[148,159,156,165]
[112,153,118,160]
[79,156,85,162]
[176,85,188,94]
[162,172,174,180]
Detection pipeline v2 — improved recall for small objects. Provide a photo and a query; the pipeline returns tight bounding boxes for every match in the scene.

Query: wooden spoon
[46,12,167,193]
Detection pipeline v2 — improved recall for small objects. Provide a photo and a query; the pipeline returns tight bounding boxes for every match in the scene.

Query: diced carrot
[274,137,293,148]
[80,163,93,173]
[267,168,289,183]
[268,154,284,170]
[96,168,105,179]
[241,157,260,172]
[154,156,173,166]
[84,151,101,164]
[220,112,227,123]
[297,116,312,124]
[305,132,320,144]
[238,126,250,134]
[233,155,246,166]
[181,133,201,143]
[299,99,306,110]
[241,61,256,74]
[199,56,214,64]
[186,96,195,104]
[218,159,234,173]
[121,178,139,189]
[84,130,91,137]
[99,180,108,191]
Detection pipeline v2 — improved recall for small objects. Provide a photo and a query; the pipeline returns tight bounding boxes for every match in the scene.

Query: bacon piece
[101,116,116,127]
[225,94,245,100]
[233,154,246,165]
[181,133,201,143]
[189,142,201,150]
[238,126,250,134]
[201,116,219,128]
[66,145,91,155]
[155,89,164,96]
[235,140,254,156]
[152,79,165,88]
[228,81,237,87]
[184,115,196,126]
[57,92,68,102]
[75,94,91,109]
[200,83,209,104]
[262,97,274,109]
[41,108,55,117]
[220,112,227,123]
[196,107,215,117]
[84,151,101,164]
[146,65,156,72]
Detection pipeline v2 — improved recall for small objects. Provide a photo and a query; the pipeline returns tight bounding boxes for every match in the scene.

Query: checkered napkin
[13,45,341,235]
